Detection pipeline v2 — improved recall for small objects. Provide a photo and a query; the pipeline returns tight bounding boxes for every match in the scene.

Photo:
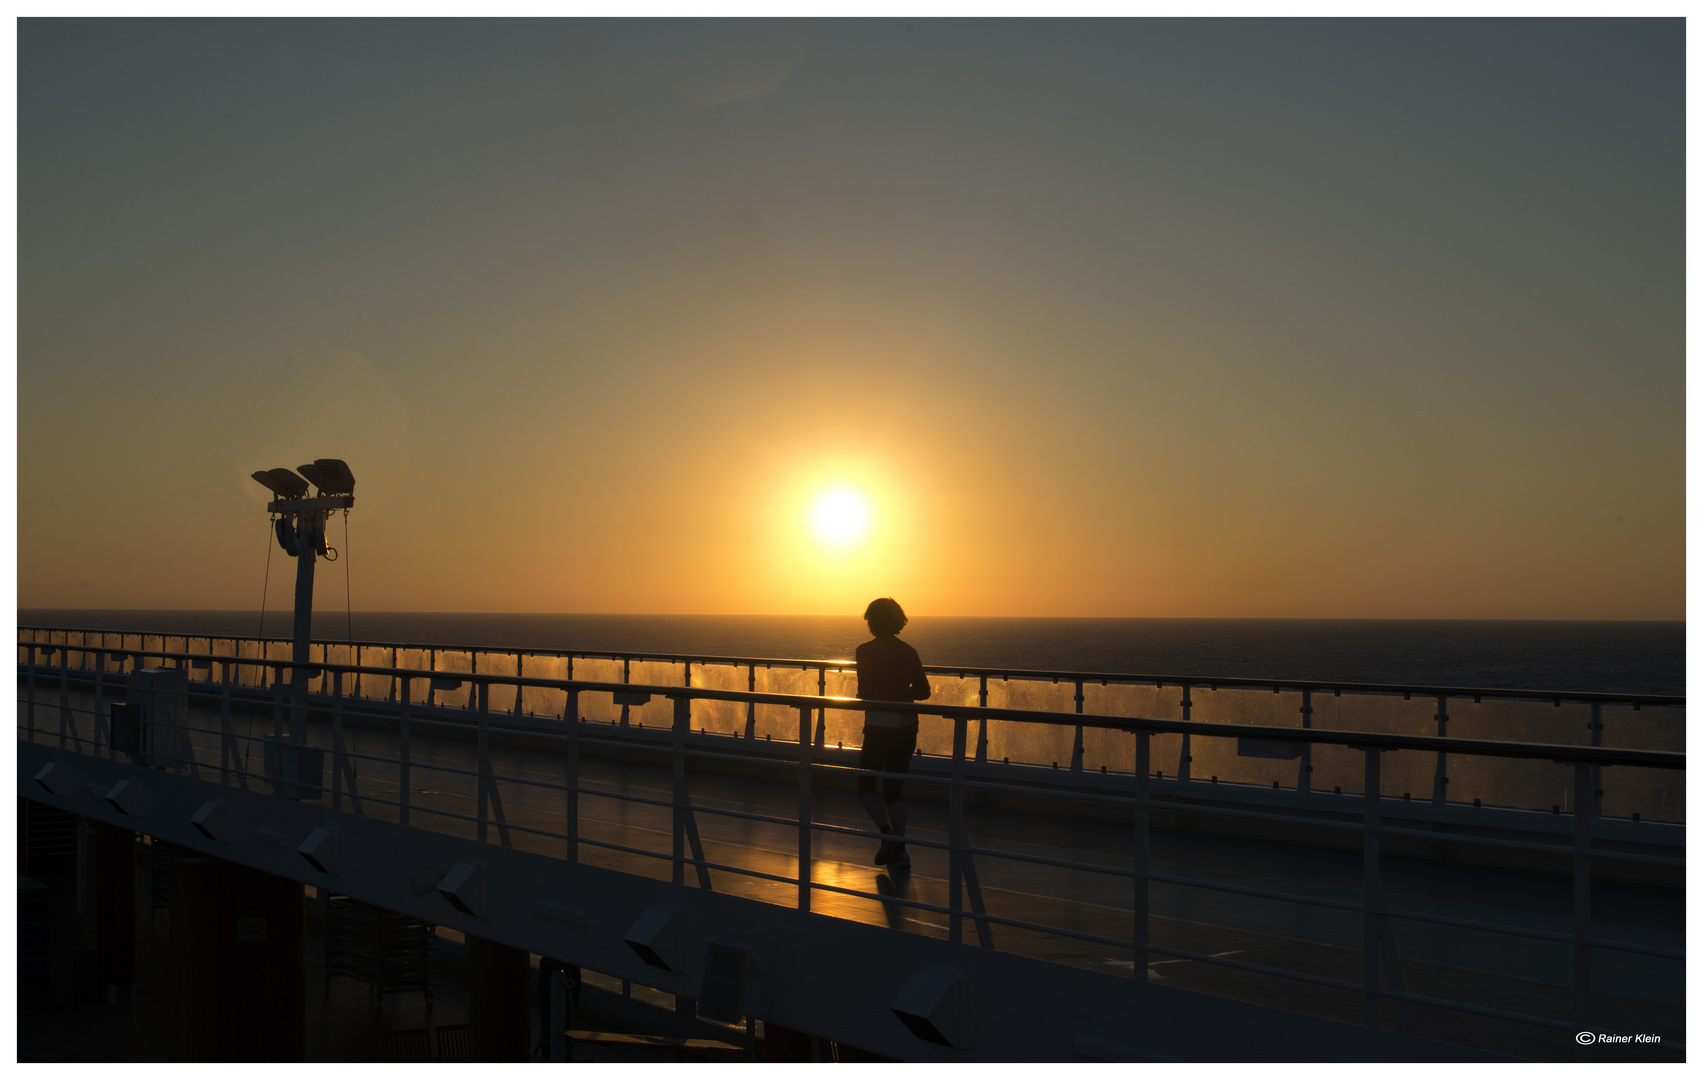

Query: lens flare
[810,488,871,545]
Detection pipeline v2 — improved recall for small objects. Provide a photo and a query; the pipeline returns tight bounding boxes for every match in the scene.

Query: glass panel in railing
[1437,696,1576,812]
[570,657,623,723]
[511,653,570,720]
[1596,703,1684,822]
[475,651,520,713]
[1606,764,1684,824]
[685,661,749,737]
[430,650,475,710]
[624,661,682,729]
[979,675,1079,767]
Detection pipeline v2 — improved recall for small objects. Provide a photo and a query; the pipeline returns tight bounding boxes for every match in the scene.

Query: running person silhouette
[855,597,931,871]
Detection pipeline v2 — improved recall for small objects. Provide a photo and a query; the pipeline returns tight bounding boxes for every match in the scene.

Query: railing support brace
[797,706,812,913]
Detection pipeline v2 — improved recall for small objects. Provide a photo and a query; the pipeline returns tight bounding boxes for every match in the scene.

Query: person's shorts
[857,727,917,800]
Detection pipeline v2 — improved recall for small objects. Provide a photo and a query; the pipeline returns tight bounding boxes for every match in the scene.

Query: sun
[810,487,871,546]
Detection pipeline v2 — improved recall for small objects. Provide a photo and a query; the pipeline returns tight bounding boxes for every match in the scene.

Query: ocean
[16,610,1685,697]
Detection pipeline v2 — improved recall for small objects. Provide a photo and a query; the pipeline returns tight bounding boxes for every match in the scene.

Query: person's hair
[863,597,908,636]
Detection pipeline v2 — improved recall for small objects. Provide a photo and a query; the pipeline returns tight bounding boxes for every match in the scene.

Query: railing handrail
[20,642,1686,770]
[16,624,1686,708]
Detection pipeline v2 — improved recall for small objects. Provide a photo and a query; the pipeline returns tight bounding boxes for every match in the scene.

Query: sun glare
[810,488,871,545]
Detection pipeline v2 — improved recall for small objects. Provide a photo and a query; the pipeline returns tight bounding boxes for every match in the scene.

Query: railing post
[514,653,526,717]
[27,643,37,743]
[399,676,411,829]
[477,681,490,844]
[1573,762,1593,1035]
[1362,748,1382,1028]
[976,676,989,764]
[797,705,812,913]
[331,671,344,813]
[389,647,398,703]
[467,650,478,711]
[564,689,578,863]
[948,716,967,943]
[672,696,690,886]
[1432,695,1449,805]
[745,664,757,739]
[1298,689,1313,795]
[1071,680,1085,773]
[1589,702,1603,816]
[92,647,106,761]
[1177,684,1192,782]
[1133,731,1150,975]
[219,659,237,786]
[815,666,827,749]
[427,648,438,707]
[620,658,631,727]
[58,644,73,751]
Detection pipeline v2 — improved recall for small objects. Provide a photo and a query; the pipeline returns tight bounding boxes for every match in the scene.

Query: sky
[15,18,1684,619]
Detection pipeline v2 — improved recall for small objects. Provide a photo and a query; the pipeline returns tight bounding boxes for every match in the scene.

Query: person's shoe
[873,827,894,865]
[887,845,911,872]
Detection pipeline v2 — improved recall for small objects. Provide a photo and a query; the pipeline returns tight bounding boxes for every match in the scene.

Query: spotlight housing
[251,468,309,499]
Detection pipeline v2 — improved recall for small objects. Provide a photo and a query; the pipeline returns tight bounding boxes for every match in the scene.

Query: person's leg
[886,795,906,838]
[884,731,917,869]
[860,791,891,832]
[858,733,896,863]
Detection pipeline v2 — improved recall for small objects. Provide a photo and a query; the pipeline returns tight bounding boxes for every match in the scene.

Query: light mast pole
[251,459,356,795]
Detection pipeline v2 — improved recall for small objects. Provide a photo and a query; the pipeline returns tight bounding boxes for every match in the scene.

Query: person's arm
[909,652,931,701]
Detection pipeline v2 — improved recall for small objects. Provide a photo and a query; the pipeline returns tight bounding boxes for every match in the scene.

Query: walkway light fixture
[250,458,357,798]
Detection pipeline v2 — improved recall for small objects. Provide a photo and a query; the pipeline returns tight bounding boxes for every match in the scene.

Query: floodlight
[311,458,356,495]
[275,517,299,557]
[251,468,309,499]
[296,463,332,493]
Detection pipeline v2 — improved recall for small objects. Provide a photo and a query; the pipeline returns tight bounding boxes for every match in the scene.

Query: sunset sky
[16,19,1683,619]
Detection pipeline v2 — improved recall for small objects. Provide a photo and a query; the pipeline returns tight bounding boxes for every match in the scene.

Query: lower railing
[18,641,1686,1053]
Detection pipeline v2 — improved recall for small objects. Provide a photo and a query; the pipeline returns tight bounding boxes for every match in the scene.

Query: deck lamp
[249,458,356,799]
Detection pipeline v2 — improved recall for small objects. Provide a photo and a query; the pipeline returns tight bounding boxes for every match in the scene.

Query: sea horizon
[19,609,1686,697]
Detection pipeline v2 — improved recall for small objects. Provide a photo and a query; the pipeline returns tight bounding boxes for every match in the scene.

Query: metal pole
[797,706,812,913]
[476,682,490,844]
[1573,762,1593,1034]
[93,647,106,761]
[289,511,318,748]
[220,660,235,785]
[1177,685,1192,782]
[513,653,525,716]
[332,671,344,814]
[673,696,689,886]
[27,644,36,743]
[58,645,70,750]
[1589,702,1603,816]
[948,716,967,944]
[398,676,411,829]
[620,657,630,727]
[745,664,757,739]
[1431,695,1448,805]
[815,666,827,748]
[565,689,578,863]
[1133,732,1150,975]
[1298,689,1312,795]
[976,676,989,764]
[1362,749,1381,1028]
[1071,680,1085,773]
